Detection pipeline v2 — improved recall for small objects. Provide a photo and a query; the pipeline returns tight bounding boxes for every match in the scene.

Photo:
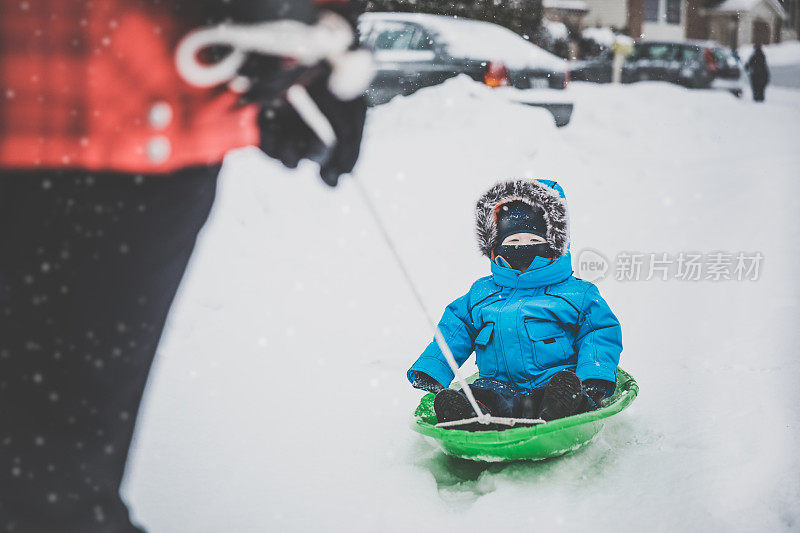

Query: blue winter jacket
[407,183,622,392]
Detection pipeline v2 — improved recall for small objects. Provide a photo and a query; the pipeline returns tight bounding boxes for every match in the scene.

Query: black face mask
[495,244,552,272]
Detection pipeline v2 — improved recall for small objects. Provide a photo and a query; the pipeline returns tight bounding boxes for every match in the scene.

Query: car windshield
[714,48,739,67]
[372,24,431,51]
[680,46,700,61]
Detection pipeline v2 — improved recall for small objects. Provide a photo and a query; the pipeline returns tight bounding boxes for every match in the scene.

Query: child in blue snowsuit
[408,179,622,427]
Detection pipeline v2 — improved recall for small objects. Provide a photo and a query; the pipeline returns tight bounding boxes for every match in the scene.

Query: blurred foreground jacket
[0,0,355,173]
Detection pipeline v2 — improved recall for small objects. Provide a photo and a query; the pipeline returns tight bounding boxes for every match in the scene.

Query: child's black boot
[538,370,583,421]
[433,390,494,431]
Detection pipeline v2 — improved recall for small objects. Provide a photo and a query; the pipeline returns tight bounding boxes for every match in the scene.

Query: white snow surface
[124,77,800,532]
[362,12,567,71]
[740,40,800,67]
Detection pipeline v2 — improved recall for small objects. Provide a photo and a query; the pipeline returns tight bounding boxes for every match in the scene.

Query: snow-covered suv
[359,12,569,106]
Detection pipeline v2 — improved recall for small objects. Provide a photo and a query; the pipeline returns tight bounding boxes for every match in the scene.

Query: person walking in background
[0,1,370,531]
[746,43,770,102]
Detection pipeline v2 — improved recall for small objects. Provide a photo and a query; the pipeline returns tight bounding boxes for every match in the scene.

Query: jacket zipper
[494,286,517,386]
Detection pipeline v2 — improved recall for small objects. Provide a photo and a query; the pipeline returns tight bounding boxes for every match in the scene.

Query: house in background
[689,0,788,47]
[582,0,689,39]
[542,0,590,57]
[631,0,687,40]
[543,0,591,27]
[783,0,800,39]
[583,0,630,30]
[579,0,793,45]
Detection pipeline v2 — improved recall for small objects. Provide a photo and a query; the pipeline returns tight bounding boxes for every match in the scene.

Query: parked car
[707,46,745,97]
[570,40,745,97]
[568,48,623,84]
[359,12,569,106]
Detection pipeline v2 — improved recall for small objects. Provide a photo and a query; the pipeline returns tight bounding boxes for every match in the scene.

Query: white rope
[435,416,546,429]
[174,11,375,101]
[352,179,492,425]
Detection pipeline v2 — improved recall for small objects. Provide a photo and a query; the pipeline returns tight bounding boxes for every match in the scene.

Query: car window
[714,48,738,67]
[648,44,678,61]
[642,44,677,60]
[681,46,700,61]
[373,23,425,51]
[412,29,435,51]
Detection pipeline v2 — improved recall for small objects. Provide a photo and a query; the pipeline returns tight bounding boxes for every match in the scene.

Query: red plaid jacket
[0,0,352,174]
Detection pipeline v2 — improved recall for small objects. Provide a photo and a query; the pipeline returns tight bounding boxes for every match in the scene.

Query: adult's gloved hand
[176,1,371,186]
[245,58,368,187]
[411,371,445,394]
[233,2,372,188]
[581,378,615,410]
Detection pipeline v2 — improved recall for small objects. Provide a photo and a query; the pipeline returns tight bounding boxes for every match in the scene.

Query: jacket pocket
[524,319,569,372]
[473,323,497,377]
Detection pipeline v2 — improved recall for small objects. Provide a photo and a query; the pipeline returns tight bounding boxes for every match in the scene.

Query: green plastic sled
[411,368,638,462]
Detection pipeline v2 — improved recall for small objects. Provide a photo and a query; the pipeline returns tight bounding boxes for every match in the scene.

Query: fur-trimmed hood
[475,179,569,259]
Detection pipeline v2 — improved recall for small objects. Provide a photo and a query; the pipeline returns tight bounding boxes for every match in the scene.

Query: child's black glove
[581,379,616,410]
[411,371,445,394]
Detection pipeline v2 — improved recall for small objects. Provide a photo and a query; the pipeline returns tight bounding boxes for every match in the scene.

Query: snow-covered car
[568,48,618,84]
[708,45,746,97]
[629,41,744,94]
[570,40,745,97]
[358,12,570,106]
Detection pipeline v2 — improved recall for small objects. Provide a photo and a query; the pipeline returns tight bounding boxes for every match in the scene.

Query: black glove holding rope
[240,57,368,187]
[232,0,370,187]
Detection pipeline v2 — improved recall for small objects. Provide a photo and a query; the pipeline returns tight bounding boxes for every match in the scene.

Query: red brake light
[563,69,570,88]
[484,61,510,88]
[704,48,719,75]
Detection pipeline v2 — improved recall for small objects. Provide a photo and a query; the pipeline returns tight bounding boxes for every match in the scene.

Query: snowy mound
[367,74,558,133]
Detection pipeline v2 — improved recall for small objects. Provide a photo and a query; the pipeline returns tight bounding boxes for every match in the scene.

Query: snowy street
[124,78,800,532]
[772,64,800,88]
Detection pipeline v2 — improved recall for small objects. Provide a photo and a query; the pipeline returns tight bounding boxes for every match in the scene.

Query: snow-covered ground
[124,78,800,532]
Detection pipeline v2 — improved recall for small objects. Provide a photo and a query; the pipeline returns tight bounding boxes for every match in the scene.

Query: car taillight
[563,70,570,89]
[704,48,719,75]
[484,61,510,88]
